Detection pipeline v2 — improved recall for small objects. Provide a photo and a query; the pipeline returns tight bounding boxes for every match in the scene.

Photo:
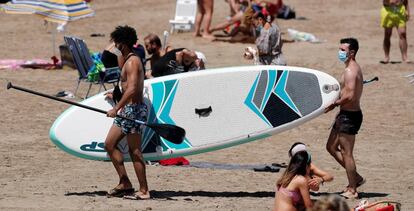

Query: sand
[0,0,413,210]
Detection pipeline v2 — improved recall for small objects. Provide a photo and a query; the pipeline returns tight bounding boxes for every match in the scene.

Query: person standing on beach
[194,0,215,40]
[104,25,150,200]
[252,12,286,65]
[381,0,410,63]
[324,38,365,199]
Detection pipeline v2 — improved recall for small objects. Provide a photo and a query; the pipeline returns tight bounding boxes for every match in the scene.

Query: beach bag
[277,5,296,19]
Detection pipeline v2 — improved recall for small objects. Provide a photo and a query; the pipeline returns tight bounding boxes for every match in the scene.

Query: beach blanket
[0,57,61,70]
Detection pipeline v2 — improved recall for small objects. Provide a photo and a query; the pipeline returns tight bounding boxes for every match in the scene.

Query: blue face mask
[338,50,348,62]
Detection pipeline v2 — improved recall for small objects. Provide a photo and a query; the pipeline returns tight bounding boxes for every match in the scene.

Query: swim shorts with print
[381,5,407,28]
[333,110,363,135]
[114,103,148,134]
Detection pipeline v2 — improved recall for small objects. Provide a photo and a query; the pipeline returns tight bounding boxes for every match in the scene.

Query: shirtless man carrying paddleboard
[325,37,365,199]
[105,25,150,200]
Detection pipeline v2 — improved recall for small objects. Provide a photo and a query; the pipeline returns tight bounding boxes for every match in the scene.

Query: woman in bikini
[288,142,334,192]
[274,151,313,211]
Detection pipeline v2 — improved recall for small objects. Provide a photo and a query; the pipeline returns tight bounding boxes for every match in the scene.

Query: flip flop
[123,191,151,200]
[379,60,389,64]
[107,187,134,198]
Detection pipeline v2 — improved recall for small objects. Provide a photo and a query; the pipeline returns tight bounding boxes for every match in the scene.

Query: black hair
[288,142,306,157]
[110,25,138,49]
[340,37,359,55]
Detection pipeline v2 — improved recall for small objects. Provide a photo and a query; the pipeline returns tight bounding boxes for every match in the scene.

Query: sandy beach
[0,0,413,210]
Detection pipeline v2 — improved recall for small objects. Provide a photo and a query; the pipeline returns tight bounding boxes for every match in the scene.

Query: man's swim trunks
[114,103,148,134]
[381,4,407,28]
[333,110,363,135]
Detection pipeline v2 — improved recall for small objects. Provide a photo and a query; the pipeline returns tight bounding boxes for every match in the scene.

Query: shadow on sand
[65,190,275,199]
[311,191,389,199]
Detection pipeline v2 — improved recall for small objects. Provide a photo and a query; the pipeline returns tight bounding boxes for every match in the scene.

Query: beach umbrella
[0,0,94,55]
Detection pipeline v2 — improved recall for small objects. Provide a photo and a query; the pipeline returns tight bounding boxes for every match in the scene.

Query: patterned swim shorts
[114,103,148,134]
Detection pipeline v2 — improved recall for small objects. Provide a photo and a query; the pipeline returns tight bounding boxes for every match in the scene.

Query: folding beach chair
[64,36,120,98]
[169,0,197,34]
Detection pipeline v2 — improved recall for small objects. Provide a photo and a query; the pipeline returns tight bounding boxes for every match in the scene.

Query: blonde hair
[309,195,350,211]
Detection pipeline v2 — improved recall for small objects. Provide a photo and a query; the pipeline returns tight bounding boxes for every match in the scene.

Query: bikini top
[278,186,303,206]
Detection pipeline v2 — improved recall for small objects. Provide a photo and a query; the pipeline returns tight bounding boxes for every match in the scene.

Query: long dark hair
[277,151,311,188]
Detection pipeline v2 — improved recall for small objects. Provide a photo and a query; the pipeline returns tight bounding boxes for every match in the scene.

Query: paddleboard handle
[195,106,212,117]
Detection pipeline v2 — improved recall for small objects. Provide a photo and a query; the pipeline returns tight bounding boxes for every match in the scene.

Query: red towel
[159,157,189,166]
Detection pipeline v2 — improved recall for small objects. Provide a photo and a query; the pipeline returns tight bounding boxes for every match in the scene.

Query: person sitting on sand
[288,142,333,192]
[274,151,313,211]
[210,0,248,36]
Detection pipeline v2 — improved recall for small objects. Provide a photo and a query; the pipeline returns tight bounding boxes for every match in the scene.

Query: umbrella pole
[52,23,56,56]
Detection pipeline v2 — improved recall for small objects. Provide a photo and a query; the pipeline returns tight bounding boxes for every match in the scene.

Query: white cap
[195,51,207,64]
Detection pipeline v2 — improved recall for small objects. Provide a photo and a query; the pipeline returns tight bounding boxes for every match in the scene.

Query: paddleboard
[49,65,340,161]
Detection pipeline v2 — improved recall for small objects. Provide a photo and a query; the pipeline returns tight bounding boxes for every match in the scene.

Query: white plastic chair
[169,0,197,34]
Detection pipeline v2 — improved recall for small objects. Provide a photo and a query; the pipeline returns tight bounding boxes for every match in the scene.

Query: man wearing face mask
[324,38,365,199]
[104,25,150,200]
[253,12,286,65]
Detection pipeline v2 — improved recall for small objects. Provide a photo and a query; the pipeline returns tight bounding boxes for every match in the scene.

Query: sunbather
[147,48,206,78]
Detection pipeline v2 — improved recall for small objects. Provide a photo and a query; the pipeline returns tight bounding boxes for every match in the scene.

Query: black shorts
[333,110,363,135]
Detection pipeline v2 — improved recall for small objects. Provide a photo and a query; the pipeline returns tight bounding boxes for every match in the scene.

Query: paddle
[6,82,185,144]
[363,76,379,84]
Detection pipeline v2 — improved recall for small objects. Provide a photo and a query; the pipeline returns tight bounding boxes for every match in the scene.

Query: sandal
[124,191,151,200]
[106,187,134,198]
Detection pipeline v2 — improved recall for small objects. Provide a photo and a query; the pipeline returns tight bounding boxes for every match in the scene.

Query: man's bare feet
[380,57,390,64]
[107,183,134,198]
[124,190,151,200]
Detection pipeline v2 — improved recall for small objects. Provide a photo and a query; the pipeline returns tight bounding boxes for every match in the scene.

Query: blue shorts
[114,103,148,134]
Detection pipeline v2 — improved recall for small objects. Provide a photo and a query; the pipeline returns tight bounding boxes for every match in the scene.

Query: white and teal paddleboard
[50,65,340,161]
